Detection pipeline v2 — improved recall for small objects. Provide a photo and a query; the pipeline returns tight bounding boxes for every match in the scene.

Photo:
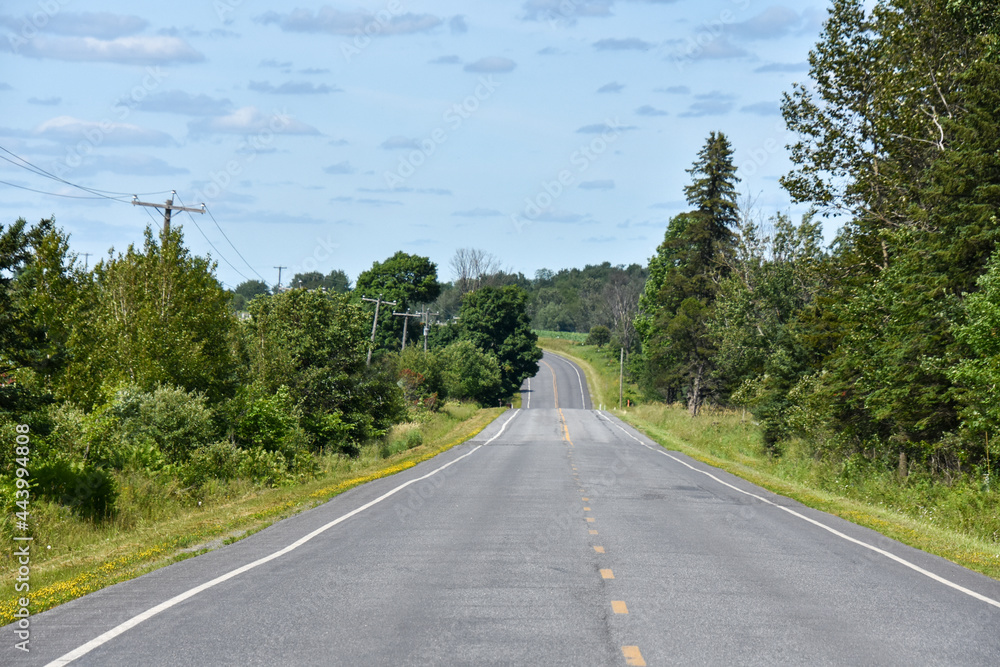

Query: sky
[0,0,836,290]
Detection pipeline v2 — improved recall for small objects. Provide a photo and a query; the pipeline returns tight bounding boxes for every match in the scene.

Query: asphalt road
[7,353,1000,665]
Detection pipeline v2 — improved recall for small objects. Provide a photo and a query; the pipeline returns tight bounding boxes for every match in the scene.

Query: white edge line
[46,410,522,667]
[595,411,1000,611]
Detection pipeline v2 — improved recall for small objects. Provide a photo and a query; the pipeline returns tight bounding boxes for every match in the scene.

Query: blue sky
[1,0,833,289]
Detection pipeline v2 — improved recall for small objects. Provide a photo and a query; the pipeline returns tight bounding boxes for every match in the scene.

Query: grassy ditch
[1,403,504,624]
[542,339,1000,582]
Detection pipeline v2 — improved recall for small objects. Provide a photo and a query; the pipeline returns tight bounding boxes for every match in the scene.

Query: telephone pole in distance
[361,295,397,366]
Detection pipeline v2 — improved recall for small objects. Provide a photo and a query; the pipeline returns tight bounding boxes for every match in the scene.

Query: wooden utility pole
[274,266,287,290]
[362,295,397,366]
[422,310,439,352]
[619,347,624,410]
[132,190,204,236]
[392,310,423,351]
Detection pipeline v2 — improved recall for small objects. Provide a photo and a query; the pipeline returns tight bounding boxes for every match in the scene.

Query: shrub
[228,385,311,459]
[439,340,504,406]
[92,385,216,466]
[586,325,612,348]
[32,459,118,520]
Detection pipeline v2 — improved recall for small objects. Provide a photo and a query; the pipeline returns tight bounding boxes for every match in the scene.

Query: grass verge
[543,340,1000,582]
[1,404,504,624]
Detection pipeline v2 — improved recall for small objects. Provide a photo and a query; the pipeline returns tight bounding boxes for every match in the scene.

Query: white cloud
[680,91,737,117]
[188,107,319,136]
[138,91,232,116]
[34,116,173,146]
[729,6,803,41]
[10,35,203,65]
[249,81,341,95]
[380,136,421,150]
[636,105,668,116]
[597,82,625,93]
[463,57,516,73]
[0,12,147,39]
[324,161,356,175]
[257,9,442,36]
[593,37,653,51]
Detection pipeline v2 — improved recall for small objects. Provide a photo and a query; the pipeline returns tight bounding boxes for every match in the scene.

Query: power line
[0,178,131,200]
[203,205,268,284]
[0,144,170,201]
[171,193,252,285]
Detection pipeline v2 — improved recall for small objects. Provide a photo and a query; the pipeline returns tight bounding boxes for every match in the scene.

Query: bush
[439,340,504,405]
[586,325,612,348]
[181,441,249,488]
[92,385,216,466]
[228,385,311,459]
[32,459,118,520]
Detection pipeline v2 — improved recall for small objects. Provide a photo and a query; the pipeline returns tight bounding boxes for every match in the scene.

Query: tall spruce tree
[637,132,740,415]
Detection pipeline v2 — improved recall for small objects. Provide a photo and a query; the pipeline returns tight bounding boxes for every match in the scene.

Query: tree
[439,340,503,405]
[243,288,404,453]
[289,269,351,292]
[458,285,542,400]
[235,279,270,301]
[636,132,740,414]
[586,326,611,348]
[355,251,441,351]
[62,226,238,408]
[450,248,503,296]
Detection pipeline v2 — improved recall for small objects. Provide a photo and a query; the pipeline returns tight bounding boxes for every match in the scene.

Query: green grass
[544,340,1000,581]
[1,403,503,624]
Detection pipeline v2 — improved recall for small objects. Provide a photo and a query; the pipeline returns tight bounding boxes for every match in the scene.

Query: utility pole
[421,310,439,352]
[274,266,287,290]
[361,295,397,366]
[132,190,204,237]
[393,310,423,351]
[81,253,92,270]
[619,347,624,410]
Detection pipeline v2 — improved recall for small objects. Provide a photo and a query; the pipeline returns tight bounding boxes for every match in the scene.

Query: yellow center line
[600,569,614,579]
[583,507,590,511]
[589,530,598,535]
[582,497,589,501]
[586,517,595,523]
[594,546,605,554]
[541,359,559,408]
[622,646,646,666]
[612,601,628,614]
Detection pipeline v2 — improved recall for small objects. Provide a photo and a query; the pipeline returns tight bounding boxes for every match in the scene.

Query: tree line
[635,0,1000,478]
[0,222,541,520]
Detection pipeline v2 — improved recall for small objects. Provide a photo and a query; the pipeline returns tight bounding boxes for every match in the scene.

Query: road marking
[541,359,559,408]
[589,530,599,535]
[558,408,573,445]
[601,569,614,579]
[595,412,1000,611]
[44,411,523,667]
[524,378,531,410]
[612,600,628,614]
[547,351,588,409]
[622,645,646,666]
[582,497,589,501]
[583,507,591,511]
[594,546,605,554]
[586,517,595,523]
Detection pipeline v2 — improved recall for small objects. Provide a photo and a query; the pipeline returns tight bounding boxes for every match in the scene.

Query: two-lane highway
[7,352,1000,665]
[521,351,592,410]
